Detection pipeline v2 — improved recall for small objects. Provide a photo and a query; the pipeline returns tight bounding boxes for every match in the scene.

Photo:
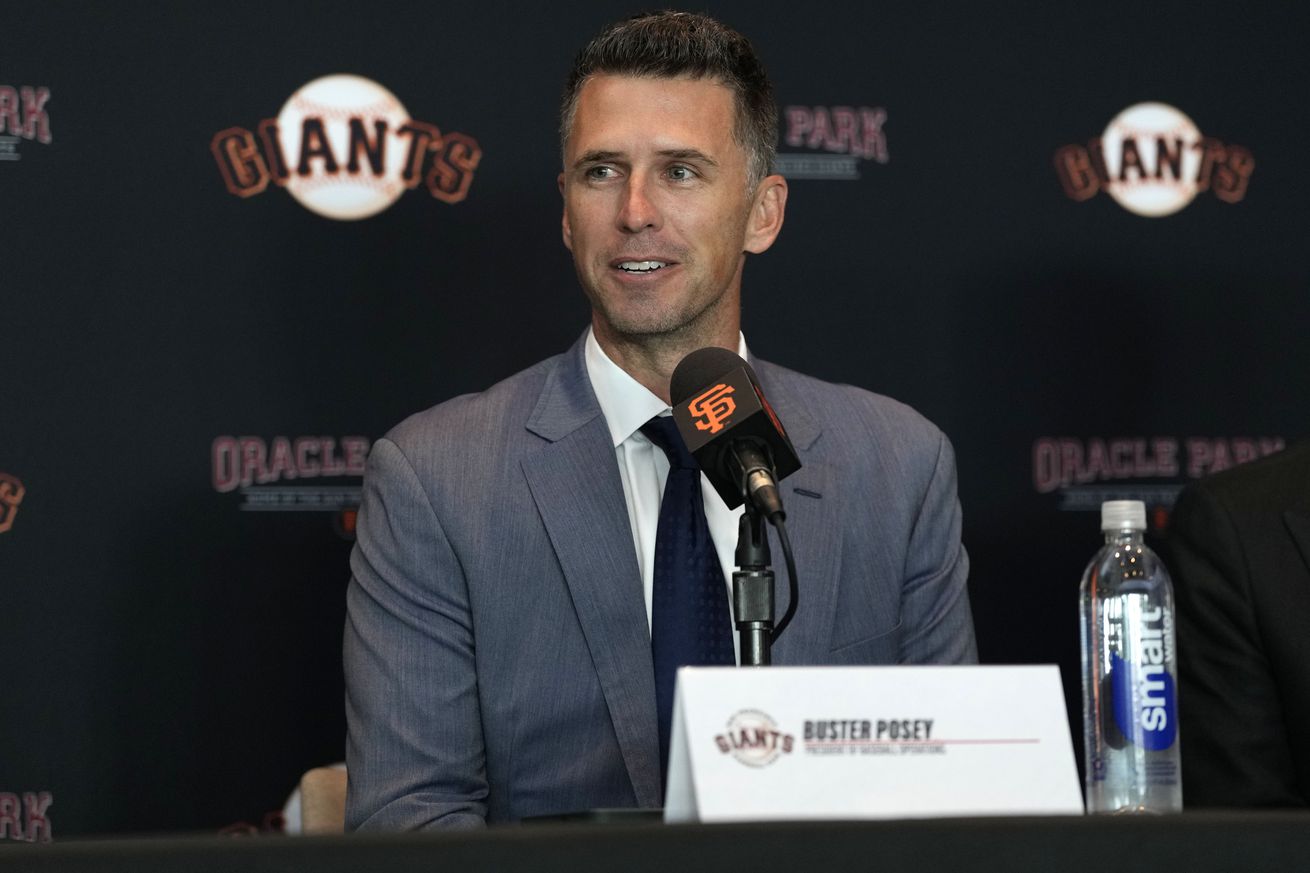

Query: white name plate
[665,665,1083,823]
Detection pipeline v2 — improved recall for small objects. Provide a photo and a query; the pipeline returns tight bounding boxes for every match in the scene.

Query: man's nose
[618,177,661,232]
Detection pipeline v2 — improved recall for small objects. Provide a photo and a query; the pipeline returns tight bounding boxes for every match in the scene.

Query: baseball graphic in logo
[714,709,795,767]
[213,80,481,215]
[276,75,412,220]
[1054,103,1253,217]
[1099,102,1203,218]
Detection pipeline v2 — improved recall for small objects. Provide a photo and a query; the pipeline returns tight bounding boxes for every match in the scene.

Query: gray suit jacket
[344,334,976,829]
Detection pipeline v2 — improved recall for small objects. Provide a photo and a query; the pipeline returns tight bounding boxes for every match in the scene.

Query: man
[1165,441,1310,807]
[344,11,976,830]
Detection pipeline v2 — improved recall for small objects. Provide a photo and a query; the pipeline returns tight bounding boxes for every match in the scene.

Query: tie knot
[641,415,698,470]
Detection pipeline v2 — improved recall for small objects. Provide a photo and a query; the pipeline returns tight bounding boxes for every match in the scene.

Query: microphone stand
[732,503,775,666]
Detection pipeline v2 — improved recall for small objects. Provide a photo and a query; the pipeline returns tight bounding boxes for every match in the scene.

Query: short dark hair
[560,10,777,187]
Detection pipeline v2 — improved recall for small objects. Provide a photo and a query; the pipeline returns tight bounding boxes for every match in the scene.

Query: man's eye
[585,166,615,180]
[667,165,694,181]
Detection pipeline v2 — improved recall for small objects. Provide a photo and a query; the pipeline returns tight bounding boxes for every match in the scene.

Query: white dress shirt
[583,328,746,659]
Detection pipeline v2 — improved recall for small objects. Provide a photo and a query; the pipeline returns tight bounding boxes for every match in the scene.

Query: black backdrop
[3,0,1307,838]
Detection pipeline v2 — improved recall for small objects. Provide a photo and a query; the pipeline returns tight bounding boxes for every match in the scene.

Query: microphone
[669,347,801,519]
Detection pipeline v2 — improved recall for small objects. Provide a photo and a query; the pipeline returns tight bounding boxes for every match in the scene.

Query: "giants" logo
[715,710,794,767]
[1054,102,1253,217]
[212,75,480,220]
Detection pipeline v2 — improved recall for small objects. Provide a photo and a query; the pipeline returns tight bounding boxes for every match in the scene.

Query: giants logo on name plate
[714,709,795,767]
[1054,102,1253,217]
[212,74,481,220]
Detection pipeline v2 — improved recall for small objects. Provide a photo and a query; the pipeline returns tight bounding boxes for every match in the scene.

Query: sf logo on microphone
[689,384,736,434]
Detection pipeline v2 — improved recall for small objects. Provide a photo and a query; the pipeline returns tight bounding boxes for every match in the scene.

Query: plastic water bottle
[1079,500,1182,812]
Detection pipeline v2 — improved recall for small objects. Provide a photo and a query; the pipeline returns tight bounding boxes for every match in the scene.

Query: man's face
[560,74,782,345]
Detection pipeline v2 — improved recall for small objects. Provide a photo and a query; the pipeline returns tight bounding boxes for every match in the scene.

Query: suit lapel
[521,337,661,809]
[751,361,844,662]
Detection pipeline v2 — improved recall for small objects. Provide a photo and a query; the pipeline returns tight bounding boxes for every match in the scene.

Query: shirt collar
[584,327,750,448]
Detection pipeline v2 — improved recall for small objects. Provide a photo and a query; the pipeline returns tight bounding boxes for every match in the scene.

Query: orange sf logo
[689,384,736,434]
[0,472,24,534]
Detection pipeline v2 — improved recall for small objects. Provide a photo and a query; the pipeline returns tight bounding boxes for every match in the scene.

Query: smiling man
[344,11,976,830]
[560,70,785,400]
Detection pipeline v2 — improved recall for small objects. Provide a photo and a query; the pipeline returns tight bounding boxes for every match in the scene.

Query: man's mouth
[615,260,670,274]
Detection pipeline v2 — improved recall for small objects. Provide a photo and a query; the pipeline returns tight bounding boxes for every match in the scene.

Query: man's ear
[559,172,573,251]
[744,174,788,254]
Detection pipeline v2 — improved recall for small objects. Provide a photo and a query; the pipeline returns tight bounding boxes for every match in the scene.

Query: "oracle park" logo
[774,104,888,181]
[0,86,51,161]
[211,435,371,539]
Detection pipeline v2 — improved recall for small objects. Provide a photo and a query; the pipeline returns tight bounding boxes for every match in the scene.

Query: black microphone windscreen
[669,346,801,511]
[670,347,749,405]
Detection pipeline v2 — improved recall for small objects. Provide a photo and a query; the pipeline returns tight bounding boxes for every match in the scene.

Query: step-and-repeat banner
[3,1,1306,838]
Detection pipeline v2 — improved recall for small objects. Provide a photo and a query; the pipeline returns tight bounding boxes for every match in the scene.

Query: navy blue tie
[641,415,735,782]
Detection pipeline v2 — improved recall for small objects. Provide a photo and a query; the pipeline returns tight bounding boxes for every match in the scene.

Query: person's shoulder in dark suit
[1165,441,1310,808]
